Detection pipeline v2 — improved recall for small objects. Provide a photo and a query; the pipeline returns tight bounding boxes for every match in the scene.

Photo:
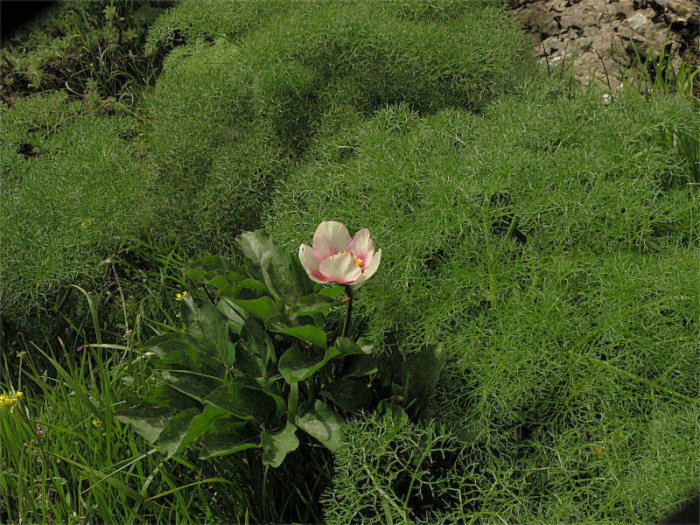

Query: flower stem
[341,285,353,339]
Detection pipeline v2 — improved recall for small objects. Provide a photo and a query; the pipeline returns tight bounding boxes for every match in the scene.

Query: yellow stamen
[338,251,366,270]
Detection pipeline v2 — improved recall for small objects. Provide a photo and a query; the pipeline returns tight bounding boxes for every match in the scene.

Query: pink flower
[299,221,381,286]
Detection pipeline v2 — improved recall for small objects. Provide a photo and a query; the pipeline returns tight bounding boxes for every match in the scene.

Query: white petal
[362,248,381,280]
[351,273,368,286]
[348,228,374,259]
[313,221,352,260]
[318,252,362,285]
[299,244,325,283]
[299,244,319,272]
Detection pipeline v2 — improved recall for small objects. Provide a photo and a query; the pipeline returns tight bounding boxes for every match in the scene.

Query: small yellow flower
[0,392,23,413]
[91,418,102,428]
[175,291,190,301]
[80,218,94,229]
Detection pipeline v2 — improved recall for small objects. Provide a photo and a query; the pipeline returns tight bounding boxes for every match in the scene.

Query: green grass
[1,0,530,317]
[0,238,274,523]
[0,297,246,524]
[265,85,698,348]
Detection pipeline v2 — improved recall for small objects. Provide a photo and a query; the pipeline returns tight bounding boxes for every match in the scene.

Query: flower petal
[313,221,352,260]
[362,248,381,280]
[299,244,323,282]
[348,228,374,259]
[318,252,362,285]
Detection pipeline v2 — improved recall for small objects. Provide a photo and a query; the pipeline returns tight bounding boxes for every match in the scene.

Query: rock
[560,12,588,29]
[515,4,554,33]
[541,35,563,54]
[512,0,698,88]
[626,13,648,30]
[550,0,570,13]
[653,0,700,24]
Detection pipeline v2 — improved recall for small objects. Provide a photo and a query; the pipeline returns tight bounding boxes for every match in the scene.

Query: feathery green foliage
[146,0,529,250]
[146,0,291,52]
[325,414,471,524]
[267,85,699,522]
[0,92,155,314]
[2,1,698,522]
[266,87,698,349]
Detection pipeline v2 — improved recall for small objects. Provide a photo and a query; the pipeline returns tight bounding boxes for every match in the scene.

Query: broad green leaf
[333,337,371,356]
[261,422,299,468]
[378,402,409,443]
[236,230,275,265]
[262,254,311,303]
[235,231,311,302]
[342,355,378,378]
[240,318,276,376]
[290,293,336,319]
[187,256,242,287]
[142,383,200,412]
[144,333,200,358]
[321,379,374,413]
[296,400,345,452]
[199,419,259,459]
[217,298,247,333]
[319,285,345,300]
[207,274,231,292]
[232,296,281,320]
[255,377,287,415]
[264,312,296,331]
[163,371,222,404]
[221,278,269,299]
[205,380,277,423]
[278,344,340,384]
[181,405,230,448]
[158,408,200,459]
[271,325,327,348]
[181,298,236,366]
[115,406,174,443]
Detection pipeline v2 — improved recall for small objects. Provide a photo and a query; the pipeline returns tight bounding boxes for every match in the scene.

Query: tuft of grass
[621,39,700,99]
[0,304,247,524]
[1,0,174,111]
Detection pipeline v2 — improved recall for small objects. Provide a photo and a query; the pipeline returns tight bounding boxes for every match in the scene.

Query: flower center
[338,250,366,271]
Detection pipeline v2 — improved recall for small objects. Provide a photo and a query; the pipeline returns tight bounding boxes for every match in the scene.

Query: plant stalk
[341,285,353,338]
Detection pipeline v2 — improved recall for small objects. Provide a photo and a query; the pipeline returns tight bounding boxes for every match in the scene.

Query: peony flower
[299,221,381,286]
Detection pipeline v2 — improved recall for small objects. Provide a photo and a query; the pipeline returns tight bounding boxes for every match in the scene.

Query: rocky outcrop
[512,0,699,87]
